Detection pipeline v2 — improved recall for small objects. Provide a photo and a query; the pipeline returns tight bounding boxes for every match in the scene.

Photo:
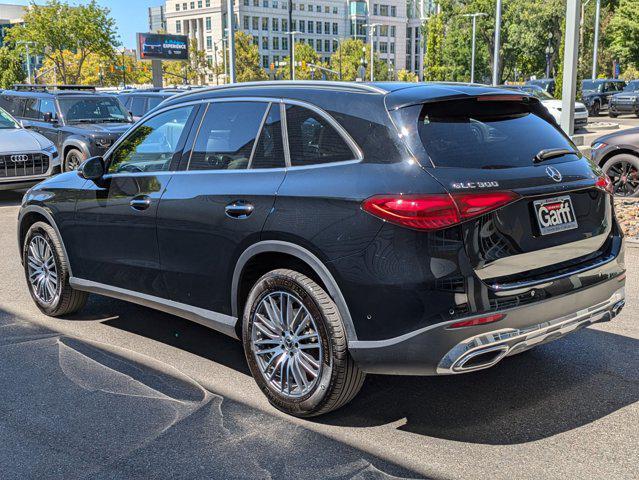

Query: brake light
[449,313,505,329]
[362,191,520,231]
[595,175,614,195]
[477,95,525,102]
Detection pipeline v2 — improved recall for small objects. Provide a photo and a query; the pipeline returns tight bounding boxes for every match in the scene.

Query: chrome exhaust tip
[453,344,510,372]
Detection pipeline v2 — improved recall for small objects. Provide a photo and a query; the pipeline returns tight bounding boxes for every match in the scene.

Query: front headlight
[95,137,112,148]
[43,144,58,158]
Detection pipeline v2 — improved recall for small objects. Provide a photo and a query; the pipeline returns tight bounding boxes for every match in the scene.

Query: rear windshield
[413,99,576,169]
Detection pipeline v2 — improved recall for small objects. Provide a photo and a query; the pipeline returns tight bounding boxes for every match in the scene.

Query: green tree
[608,0,639,70]
[163,39,209,85]
[233,31,267,83]
[276,42,328,80]
[397,69,419,82]
[6,0,118,85]
[0,45,26,88]
[329,38,391,81]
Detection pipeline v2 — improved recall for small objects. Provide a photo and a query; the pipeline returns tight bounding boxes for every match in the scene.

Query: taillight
[362,191,520,231]
[595,175,614,195]
[448,313,505,329]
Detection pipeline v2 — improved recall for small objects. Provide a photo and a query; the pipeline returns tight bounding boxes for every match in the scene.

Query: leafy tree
[163,39,209,85]
[276,42,329,80]
[329,38,391,81]
[0,45,26,88]
[233,31,267,83]
[608,0,639,71]
[6,0,118,85]
[397,69,419,82]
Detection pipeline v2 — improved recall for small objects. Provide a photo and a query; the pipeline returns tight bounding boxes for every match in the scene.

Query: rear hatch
[389,93,615,287]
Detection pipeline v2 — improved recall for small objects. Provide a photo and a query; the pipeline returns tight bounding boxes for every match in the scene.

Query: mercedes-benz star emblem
[545,165,562,182]
[10,154,29,163]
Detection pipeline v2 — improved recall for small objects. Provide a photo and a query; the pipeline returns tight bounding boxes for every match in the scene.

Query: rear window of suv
[410,99,577,169]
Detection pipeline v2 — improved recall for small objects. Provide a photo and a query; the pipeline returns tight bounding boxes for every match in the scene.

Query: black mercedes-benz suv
[18,81,626,417]
[0,85,133,172]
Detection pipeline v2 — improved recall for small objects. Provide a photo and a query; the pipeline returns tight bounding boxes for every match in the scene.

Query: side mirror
[77,156,105,181]
[43,112,57,123]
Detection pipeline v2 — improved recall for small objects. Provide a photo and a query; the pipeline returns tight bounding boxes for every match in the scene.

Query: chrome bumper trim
[436,287,625,375]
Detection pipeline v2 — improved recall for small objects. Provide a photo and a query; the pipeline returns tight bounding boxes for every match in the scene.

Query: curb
[587,122,620,131]
[625,238,639,247]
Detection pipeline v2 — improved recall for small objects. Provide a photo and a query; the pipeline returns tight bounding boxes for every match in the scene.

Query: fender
[18,205,73,277]
[61,136,91,160]
[231,240,358,341]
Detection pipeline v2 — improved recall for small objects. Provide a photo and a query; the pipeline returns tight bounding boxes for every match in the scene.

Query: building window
[282,36,288,50]
[333,6,338,14]
[206,17,211,30]
[273,1,278,8]
[380,5,388,16]
[176,3,180,11]
[262,17,269,30]
[263,55,269,68]
[390,42,395,53]
[317,5,322,13]
[380,42,388,54]
[391,25,396,37]
[253,0,258,6]
[273,37,279,49]
[206,0,210,6]
[244,0,249,5]
[324,39,330,52]
[262,36,268,49]
[300,4,304,11]
[316,39,321,51]
[182,2,187,10]
[272,17,278,31]
[206,36,212,50]
[332,22,338,35]
[308,21,313,33]
[282,19,288,31]
[316,21,321,33]
[299,20,305,33]
[190,2,195,9]
[380,25,388,36]
[324,22,329,35]
[198,0,202,8]
[263,0,269,7]
[244,16,250,29]
[176,20,182,33]
[252,17,258,29]
[391,6,396,17]
[373,4,378,15]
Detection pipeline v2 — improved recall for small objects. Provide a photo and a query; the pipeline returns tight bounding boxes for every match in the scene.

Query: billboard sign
[137,33,189,61]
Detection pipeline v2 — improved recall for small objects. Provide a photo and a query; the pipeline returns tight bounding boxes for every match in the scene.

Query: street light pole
[288,0,293,80]
[592,0,600,79]
[227,0,236,83]
[463,13,487,84]
[284,31,301,80]
[492,0,502,86]
[363,23,380,82]
[560,0,582,136]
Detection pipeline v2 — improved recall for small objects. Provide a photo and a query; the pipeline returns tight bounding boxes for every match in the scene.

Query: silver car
[0,107,60,191]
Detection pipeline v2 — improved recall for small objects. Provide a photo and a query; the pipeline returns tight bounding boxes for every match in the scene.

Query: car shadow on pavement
[320,326,639,445]
[0,307,425,480]
[0,191,24,207]
[85,297,639,446]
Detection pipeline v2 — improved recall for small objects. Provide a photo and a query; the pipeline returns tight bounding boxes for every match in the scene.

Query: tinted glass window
[416,99,576,169]
[130,96,147,117]
[39,99,57,120]
[23,98,39,119]
[0,108,19,129]
[2,96,25,117]
[285,105,354,166]
[108,106,193,174]
[251,103,285,169]
[148,96,169,111]
[189,101,267,171]
[58,96,129,123]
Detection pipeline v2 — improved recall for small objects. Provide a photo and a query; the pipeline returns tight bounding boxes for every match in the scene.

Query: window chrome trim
[247,102,272,169]
[280,101,291,167]
[186,102,210,170]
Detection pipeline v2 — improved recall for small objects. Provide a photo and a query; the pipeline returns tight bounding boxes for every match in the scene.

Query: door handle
[130,195,151,211]
[225,200,254,219]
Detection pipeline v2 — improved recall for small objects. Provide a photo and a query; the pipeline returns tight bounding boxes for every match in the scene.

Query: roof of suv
[160,80,523,111]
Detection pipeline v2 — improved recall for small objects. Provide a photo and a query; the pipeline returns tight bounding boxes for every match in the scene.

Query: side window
[147,96,166,111]
[23,98,39,119]
[251,103,285,169]
[188,101,267,171]
[39,99,57,120]
[130,96,147,117]
[3,96,25,118]
[108,106,194,174]
[285,104,354,166]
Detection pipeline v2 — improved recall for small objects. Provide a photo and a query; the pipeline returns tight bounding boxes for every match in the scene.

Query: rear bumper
[349,277,625,376]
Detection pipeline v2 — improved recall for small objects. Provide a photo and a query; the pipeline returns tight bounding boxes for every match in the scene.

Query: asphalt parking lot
[1,188,638,480]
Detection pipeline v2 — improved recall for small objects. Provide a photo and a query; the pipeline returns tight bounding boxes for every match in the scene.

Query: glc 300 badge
[10,154,29,163]
[545,165,562,182]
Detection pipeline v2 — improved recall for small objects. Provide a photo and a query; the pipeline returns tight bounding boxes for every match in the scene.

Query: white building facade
[163,0,435,81]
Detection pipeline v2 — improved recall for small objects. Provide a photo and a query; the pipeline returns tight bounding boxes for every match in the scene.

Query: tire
[590,101,600,117]
[242,269,365,417]
[23,221,88,316]
[64,149,85,172]
[602,153,639,197]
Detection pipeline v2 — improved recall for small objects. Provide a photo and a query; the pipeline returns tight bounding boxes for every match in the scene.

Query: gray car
[0,107,60,191]
[591,126,639,196]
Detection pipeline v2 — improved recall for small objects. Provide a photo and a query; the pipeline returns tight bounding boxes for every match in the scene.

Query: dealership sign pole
[560,0,581,136]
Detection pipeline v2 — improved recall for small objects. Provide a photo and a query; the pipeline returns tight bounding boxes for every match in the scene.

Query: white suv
[0,107,59,191]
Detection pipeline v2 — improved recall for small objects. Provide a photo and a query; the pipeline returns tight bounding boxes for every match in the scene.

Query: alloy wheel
[251,291,323,398]
[26,234,59,304]
[607,160,639,196]
[65,151,83,172]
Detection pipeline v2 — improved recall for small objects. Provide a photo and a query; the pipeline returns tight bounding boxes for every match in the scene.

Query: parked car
[0,106,60,191]
[608,80,639,118]
[581,79,626,116]
[591,127,639,196]
[18,81,625,417]
[0,85,134,172]
[504,85,589,129]
[525,78,556,96]
[117,91,179,122]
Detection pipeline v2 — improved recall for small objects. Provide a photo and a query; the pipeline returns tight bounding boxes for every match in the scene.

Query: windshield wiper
[533,148,577,164]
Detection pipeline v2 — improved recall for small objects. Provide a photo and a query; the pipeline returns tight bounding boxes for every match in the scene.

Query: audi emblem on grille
[10,154,29,163]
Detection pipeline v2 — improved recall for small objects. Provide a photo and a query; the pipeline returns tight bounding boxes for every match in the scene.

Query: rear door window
[23,98,39,119]
[188,101,267,171]
[251,103,285,169]
[284,104,355,166]
[414,99,576,169]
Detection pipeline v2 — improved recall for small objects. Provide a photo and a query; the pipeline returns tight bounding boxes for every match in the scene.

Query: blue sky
[10,0,161,48]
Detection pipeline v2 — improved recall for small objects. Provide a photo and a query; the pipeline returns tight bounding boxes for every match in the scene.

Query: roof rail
[12,84,97,92]
[171,80,388,101]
